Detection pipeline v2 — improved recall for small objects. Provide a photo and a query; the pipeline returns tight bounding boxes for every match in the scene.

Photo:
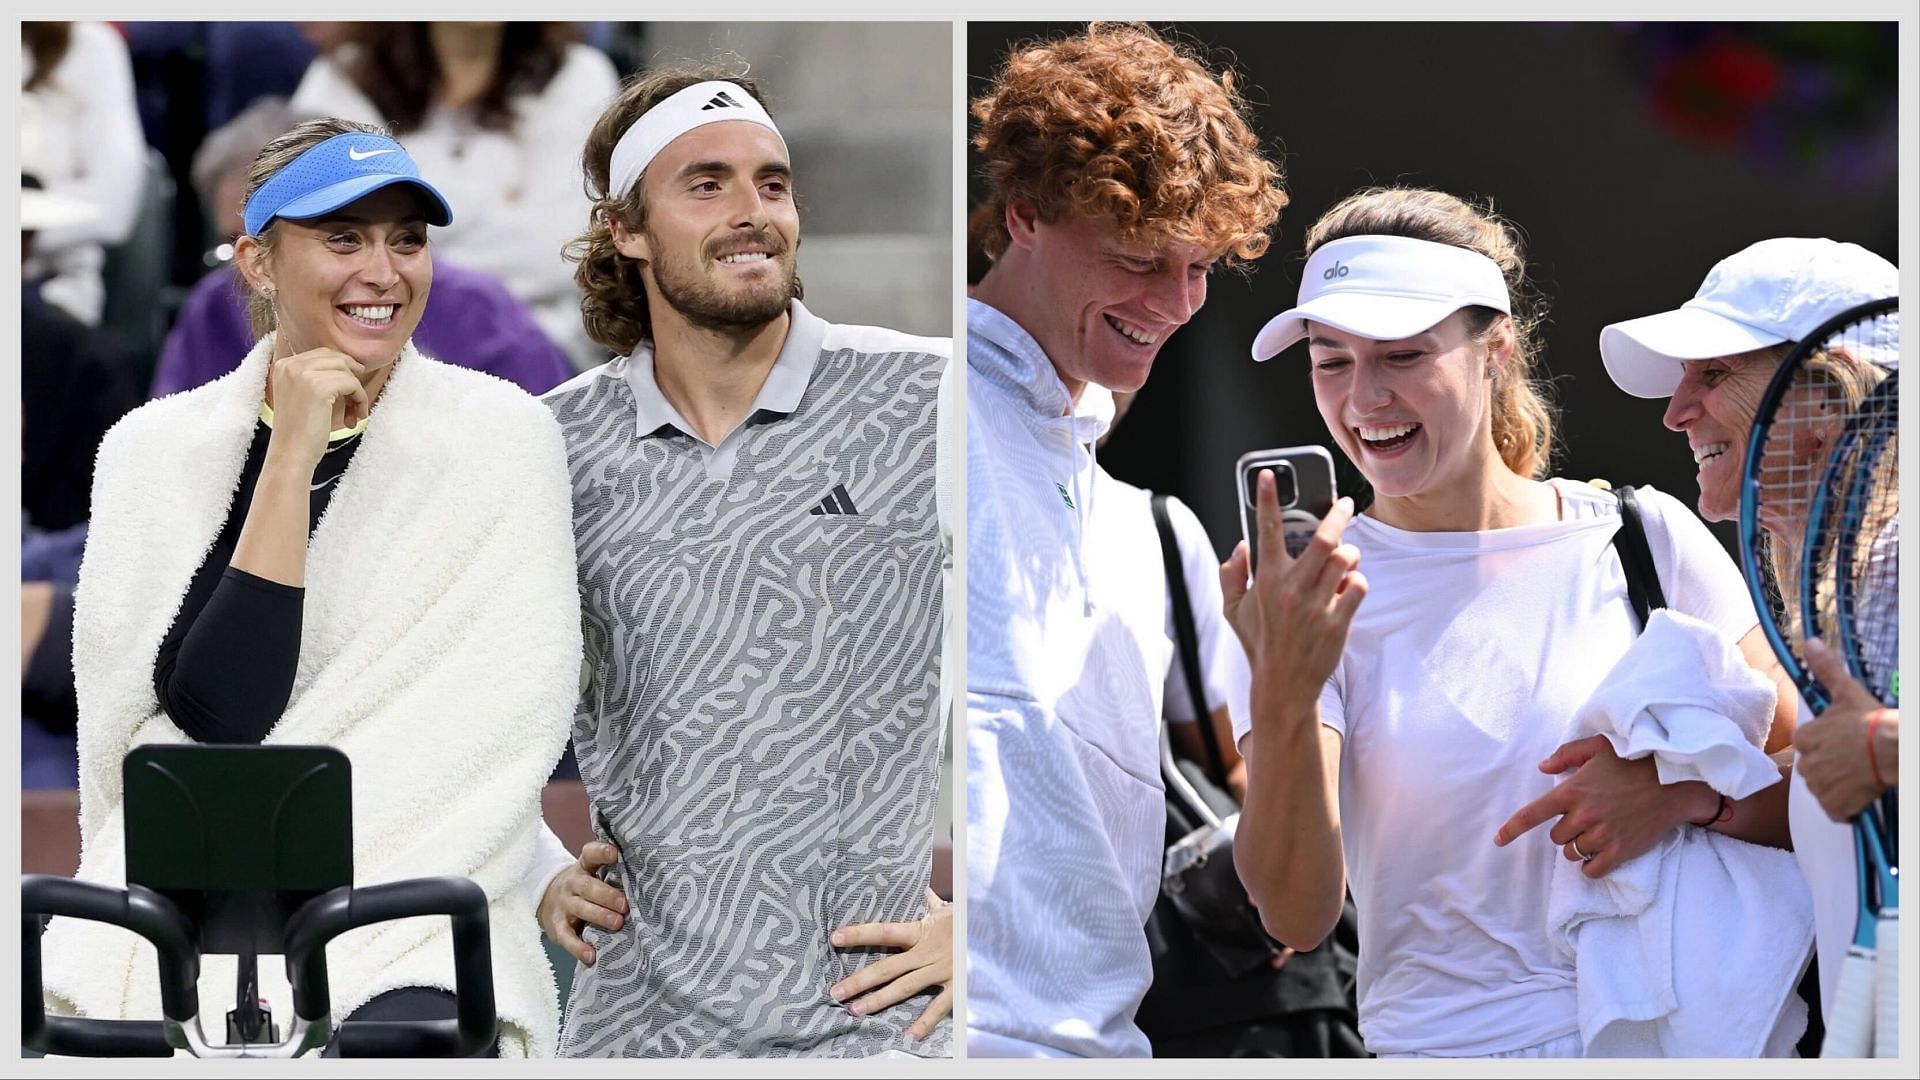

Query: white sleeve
[1638,485,1760,643]
[964,366,1044,711]
[1161,497,1250,736]
[1229,671,1346,753]
[30,23,146,253]
[936,357,960,749]
[524,819,577,914]
[1317,675,1347,737]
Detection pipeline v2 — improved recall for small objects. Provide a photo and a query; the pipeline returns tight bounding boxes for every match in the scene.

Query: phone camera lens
[1272,462,1298,507]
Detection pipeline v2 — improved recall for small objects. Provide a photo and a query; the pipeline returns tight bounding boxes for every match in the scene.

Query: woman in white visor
[1225,187,1805,1057]
[1599,237,1900,1047]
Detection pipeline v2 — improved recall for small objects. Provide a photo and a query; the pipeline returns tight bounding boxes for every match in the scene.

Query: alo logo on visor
[348,146,398,161]
[1323,260,1351,280]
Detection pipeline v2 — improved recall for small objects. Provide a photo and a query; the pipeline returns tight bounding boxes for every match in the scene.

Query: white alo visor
[1598,237,1899,399]
[607,80,788,198]
[1251,235,1511,361]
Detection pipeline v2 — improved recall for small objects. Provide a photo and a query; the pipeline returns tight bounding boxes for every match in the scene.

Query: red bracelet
[1868,711,1887,790]
[1692,793,1732,828]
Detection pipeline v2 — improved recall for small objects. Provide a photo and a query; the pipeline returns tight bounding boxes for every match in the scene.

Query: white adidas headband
[1251,235,1512,361]
[607,80,788,198]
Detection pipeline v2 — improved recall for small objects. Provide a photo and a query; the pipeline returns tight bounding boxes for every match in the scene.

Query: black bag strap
[1152,493,1229,787]
[1610,484,1667,632]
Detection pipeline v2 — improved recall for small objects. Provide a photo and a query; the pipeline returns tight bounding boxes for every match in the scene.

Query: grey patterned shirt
[542,301,949,1057]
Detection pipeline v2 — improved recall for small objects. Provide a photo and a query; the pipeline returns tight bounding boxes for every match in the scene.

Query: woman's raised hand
[264,348,371,472]
[1221,470,1368,710]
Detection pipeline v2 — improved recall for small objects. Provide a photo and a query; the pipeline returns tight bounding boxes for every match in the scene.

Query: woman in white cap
[1225,187,1805,1057]
[1599,236,1900,1043]
[39,118,581,1057]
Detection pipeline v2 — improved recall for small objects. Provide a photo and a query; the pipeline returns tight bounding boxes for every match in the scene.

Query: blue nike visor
[242,130,454,236]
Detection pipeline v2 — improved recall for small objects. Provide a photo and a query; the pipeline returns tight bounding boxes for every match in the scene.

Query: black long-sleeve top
[152,418,361,743]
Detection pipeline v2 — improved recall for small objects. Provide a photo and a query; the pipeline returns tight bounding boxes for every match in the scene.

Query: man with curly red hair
[965,23,1288,1058]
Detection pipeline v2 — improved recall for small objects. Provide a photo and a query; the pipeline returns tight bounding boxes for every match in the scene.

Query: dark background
[968,22,1900,557]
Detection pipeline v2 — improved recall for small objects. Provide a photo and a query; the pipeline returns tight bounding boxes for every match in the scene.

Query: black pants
[321,987,501,1058]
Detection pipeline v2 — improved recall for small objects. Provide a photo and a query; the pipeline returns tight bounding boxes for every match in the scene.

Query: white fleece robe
[43,336,581,1057]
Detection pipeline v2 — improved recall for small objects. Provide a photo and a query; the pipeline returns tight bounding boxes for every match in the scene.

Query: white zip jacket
[964,299,1166,1058]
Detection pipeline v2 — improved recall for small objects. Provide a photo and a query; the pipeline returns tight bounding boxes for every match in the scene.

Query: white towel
[1547,608,1813,1057]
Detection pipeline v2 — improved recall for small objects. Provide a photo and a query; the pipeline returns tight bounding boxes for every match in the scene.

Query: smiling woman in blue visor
[38,118,582,1058]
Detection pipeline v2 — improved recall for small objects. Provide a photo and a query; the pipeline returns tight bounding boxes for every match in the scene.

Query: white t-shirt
[292,44,619,367]
[1788,733,1857,1025]
[1089,481,1251,727]
[1234,480,1758,1055]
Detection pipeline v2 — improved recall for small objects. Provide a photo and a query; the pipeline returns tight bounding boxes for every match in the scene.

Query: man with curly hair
[535,65,954,1057]
[966,23,1288,1058]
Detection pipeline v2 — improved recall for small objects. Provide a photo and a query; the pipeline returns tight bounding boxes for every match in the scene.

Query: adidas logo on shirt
[809,483,860,516]
[701,90,744,111]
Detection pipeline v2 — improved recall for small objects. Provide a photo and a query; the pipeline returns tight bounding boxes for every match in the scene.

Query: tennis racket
[1737,295,1898,1058]
[1799,349,1899,1060]
[1823,371,1900,1060]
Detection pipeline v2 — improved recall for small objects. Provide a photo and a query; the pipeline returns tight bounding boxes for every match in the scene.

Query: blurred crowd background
[21,20,953,795]
[968,21,1900,560]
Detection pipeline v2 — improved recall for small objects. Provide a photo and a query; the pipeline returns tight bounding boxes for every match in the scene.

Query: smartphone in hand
[1235,446,1338,578]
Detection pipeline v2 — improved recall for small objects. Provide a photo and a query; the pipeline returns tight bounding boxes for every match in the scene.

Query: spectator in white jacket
[21,21,146,325]
[291,22,618,368]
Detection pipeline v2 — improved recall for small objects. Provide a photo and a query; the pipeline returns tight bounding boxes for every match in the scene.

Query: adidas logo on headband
[608,80,788,197]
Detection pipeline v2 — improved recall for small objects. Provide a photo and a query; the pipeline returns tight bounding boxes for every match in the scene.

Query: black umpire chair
[22,745,497,1058]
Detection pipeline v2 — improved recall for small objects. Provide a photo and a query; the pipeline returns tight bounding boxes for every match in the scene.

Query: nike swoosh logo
[348,147,397,161]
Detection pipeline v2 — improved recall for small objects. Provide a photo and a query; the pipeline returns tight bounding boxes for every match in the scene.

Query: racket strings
[1744,312,1897,699]
[1844,426,1898,705]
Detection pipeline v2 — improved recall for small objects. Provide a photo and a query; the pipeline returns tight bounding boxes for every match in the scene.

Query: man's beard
[648,226,798,333]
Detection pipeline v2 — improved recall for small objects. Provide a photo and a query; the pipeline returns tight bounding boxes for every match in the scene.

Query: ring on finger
[1570,837,1594,863]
